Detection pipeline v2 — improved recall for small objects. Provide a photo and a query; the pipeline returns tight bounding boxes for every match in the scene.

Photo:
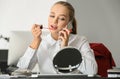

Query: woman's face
[48,4,70,34]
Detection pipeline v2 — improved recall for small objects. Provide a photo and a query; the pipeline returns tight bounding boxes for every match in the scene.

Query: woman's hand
[30,24,42,49]
[31,24,42,39]
[58,28,70,48]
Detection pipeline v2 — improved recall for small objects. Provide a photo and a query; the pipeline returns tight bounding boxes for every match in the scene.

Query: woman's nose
[53,18,58,24]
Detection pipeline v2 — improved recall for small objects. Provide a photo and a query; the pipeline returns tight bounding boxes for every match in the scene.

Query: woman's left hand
[58,28,70,48]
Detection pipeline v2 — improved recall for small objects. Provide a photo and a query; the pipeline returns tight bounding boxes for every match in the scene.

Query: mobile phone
[67,21,72,30]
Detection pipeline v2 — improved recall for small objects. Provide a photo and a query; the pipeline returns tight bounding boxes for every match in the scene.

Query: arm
[17,47,37,69]
[30,24,42,49]
[58,28,70,48]
[78,38,98,75]
[17,24,42,69]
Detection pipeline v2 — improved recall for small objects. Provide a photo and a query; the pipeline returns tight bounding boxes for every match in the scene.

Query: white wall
[68,0,120,67]
[0,0,66,48]
[0,0,66,36]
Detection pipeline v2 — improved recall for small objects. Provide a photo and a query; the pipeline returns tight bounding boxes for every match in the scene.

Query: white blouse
[17,33,97,75]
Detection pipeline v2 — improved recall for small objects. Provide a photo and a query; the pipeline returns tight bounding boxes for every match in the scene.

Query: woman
[17,1,97,75]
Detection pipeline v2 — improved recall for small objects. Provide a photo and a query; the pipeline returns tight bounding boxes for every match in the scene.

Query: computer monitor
[0,50,8,73]
[8,30,50,66]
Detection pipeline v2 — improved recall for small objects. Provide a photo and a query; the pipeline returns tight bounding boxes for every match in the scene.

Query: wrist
[34,37,41,42]
[30,37,41,49]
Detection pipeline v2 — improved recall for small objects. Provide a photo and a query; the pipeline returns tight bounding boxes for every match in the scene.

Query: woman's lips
[49,25,57,30]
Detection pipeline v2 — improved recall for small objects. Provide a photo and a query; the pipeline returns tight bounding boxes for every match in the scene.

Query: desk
[10,77,119,79]
[10,75,119,79]
[0,74,119,79]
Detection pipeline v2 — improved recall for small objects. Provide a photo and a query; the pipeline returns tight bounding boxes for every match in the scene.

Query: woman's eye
[59,18,65,21]
[50,15,54,18]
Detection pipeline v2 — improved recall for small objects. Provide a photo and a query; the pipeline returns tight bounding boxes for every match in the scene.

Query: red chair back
[89,43,116,77]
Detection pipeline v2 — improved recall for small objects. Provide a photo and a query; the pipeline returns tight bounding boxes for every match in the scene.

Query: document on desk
[108,68,120,77]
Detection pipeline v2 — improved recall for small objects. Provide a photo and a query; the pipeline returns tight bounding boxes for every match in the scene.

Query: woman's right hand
[30,24,42,49]
[31,24,42,39]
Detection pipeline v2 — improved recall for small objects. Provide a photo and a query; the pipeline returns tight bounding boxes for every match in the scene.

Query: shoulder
[70,34,87,42]
[69,34,89,48]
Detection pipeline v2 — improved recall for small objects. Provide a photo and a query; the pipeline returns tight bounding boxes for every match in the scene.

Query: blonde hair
[54,1,77,34]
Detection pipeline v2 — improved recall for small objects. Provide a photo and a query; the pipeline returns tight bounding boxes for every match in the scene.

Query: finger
[31,25,42,37]
[32,24,42,32]
[35,28,42,35]
[59,31,64,39]
[58,35,64,41]
[60,29,69,39]
[63,28,70,35]
[36,24,43,29]
[35,31,41,36]
[33,30,41,38]
[32,24,42,30]
[61,30,67,39]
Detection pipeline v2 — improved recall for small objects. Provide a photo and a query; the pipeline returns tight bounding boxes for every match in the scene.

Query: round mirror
[53,47,82,73]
